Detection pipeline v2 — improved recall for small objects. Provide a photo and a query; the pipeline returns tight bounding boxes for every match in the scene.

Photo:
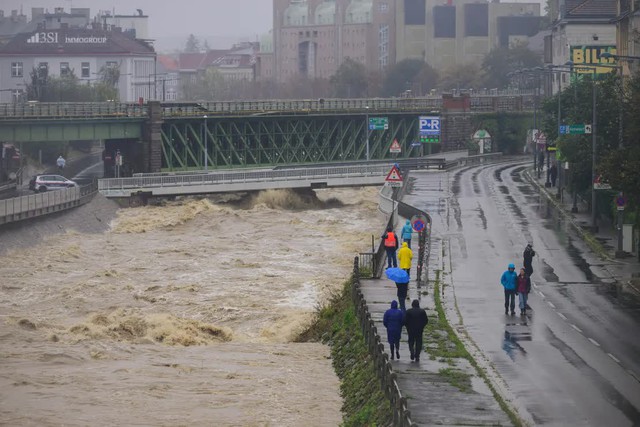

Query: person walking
[56,155,66,172]
[516,268,531,315]
[382,226,399,268]
[395,280,409,311]
[397,241,413,278]
[523,244,535,278]
[383,300,404,360]
[537,151,544,174]
[500,263,518,315]
[405,299,428,362]
[550,163,558,187]
[401,219,413,248]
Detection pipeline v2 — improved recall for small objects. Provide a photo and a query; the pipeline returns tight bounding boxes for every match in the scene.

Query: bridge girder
[160,113,429,170]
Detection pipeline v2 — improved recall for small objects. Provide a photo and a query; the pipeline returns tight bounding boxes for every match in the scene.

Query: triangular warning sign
[390,139,401,150]
[385,165,403,182]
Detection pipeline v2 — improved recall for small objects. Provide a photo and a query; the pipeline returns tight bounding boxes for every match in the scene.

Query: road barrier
[352,257,415,427]
[0,181,97,226]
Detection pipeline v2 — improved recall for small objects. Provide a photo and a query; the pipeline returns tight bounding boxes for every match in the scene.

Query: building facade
[396,0,541,70]
[614,0,640,75]
[547,0,618,92]
[272,0,397,82]
[0,28,156,103]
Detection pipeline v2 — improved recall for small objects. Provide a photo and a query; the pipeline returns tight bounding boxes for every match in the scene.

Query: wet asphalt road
[403,161,640,426]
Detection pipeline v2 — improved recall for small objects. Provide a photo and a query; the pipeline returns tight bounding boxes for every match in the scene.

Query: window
[60,62,70,76]
[405,0,426,25]
[12,89,23,102]
[11,62,23,77]
[106,61,118,68]
[379,24,389,69]
[81,62,90,78]
[379,3,389,12]
[38,62,48,71]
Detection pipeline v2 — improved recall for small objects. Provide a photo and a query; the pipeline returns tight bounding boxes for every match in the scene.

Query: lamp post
[365,105,370,161]
[203,115,208,172]
[510,69,539,177]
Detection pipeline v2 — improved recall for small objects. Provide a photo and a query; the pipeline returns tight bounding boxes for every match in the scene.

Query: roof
[564,0,617,18]
[178,50,227,71]
[157,54,179,71]
[0,28,155,56]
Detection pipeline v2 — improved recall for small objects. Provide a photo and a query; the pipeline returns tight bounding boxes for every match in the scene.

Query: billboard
[570,45,617,74]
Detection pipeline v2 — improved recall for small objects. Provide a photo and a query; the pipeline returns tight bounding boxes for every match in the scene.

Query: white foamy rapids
[0,187,384,425]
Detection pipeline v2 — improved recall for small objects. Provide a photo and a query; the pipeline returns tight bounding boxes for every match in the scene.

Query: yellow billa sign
[570,46,617,74]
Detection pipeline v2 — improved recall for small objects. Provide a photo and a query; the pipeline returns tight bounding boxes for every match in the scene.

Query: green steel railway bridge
[0,94,534,174]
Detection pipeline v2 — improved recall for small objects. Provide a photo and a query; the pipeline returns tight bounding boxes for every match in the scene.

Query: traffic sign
[369,117,389,130]
[419,135,440,143]
[616,195,626,210]
[419,116,440,135]
[410,142,421,147]
[385,165,403,187]
[559,124,592,135]
[390,139,401,153]
[593,175,612,190]
[411,214,428,233]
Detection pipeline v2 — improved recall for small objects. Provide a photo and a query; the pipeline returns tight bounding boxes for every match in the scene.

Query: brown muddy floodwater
[0,187,384,426]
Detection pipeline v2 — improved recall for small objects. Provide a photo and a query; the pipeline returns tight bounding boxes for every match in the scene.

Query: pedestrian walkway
[360,221,513,426]
[530,164,640,286]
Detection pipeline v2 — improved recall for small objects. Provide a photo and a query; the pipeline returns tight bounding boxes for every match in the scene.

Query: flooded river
[0,187,384,426]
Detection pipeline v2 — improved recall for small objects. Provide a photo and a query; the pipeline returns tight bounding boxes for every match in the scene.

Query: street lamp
[365,105,370,161]
[203,115,208,172]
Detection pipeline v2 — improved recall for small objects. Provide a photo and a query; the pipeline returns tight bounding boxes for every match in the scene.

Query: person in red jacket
[516,268,531,315]
[381,226,399,268]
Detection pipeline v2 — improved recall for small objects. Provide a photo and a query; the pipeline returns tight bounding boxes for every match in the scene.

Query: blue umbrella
[385,267,409,283]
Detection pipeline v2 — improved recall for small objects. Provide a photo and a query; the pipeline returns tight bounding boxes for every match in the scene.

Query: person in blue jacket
[401,219,413,248]
[500,263,518,315]
[383,300,404,360]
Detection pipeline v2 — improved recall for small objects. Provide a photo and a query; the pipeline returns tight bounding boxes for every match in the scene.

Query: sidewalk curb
[524,168,640,297]
[439,238,532,427]
[523,168,613,262]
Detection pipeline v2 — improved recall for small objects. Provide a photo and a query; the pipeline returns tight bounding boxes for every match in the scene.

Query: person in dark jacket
[523,244,535,278]
[401,219,413,248]
[549,163,558,187]
[405,299,428,362]
[395,280,409,311]
[382,226,399,268]
[500,263,518,315]
[383,300,404,360]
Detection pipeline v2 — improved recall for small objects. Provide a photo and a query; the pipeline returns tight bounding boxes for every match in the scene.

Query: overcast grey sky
[2,0,273,49]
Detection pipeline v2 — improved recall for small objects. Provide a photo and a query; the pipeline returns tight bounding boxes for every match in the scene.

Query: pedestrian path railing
[0,181,97,226]
[352,257,414,426]
[99,164,399,198]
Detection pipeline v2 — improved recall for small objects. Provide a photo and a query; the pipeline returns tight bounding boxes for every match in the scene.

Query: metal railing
[0,102,148,120]
[0,181,98,226]
[99,163,429,196]
[352,257,414,426]
[0,94,537,120]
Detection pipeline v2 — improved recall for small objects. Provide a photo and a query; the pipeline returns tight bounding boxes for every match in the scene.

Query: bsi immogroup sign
[26,32,108,44]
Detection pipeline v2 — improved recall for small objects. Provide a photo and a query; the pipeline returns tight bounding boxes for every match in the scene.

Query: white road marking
[547,301,556,309]
[608,353,620,363]
[588,338,600,347]
[571,324,582,333]
[538,291,545,298]
[628,370,640,383]
[532,282,538,289]
[557,313,567,320]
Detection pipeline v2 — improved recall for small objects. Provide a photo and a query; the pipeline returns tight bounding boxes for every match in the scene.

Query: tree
[185,34,201,53]
[437,63,484,91]
[482,43,543,89]
[539,73,622,198]
[330,58,368,97]
[203,39,210,51]
[182,68,226,100]
[381,59,438,97]
[26,66,118,102]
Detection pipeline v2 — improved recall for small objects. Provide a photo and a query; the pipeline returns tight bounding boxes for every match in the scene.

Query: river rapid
[0,187,384,426]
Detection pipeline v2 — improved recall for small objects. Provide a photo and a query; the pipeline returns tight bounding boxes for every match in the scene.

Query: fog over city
[1,0,273,50]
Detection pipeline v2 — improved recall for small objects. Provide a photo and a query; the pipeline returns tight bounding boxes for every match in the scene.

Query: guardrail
[443,152,504,169]
[99,163,439,197]
[0,94,537,120]
[0,102,148,120]
[0,181,98,226]
[352,257,414,426]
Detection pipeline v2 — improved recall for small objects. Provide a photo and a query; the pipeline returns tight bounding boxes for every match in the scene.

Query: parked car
[29,174,78,192]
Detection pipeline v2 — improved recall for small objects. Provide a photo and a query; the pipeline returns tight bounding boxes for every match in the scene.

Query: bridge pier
[143,101,163,173]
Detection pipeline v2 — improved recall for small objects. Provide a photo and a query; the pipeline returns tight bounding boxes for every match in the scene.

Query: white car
[29,174,78,192]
